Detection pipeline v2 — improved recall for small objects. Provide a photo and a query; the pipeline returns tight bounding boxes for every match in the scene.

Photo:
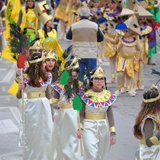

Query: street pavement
[0,32,160,160]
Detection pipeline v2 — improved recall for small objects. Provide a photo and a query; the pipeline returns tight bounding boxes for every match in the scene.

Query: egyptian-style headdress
[34,1,52,25]
[91,66,105,78]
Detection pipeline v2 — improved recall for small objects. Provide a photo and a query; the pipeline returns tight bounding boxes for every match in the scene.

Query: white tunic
[135,115,160,160]
[53,96,82,160]
[83,105,110,160]
[21,85,53,160]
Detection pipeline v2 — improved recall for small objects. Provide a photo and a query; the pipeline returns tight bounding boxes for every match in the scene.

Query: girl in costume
[135,18,152,90]
[54,0,70,39]
[17,0,39,42]
[4,0,23,40]
[105,0,122,84]
[0,0,6,59]
[16,53,53,160]
[134,85,160,160]
[77,66,116,160]
[115,15,142,97]
[51,57,83,160]
[45,50,59,119]
[34,1,65,70]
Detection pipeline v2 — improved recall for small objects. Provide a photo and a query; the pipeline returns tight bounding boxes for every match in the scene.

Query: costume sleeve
[16,90,22,99]
[97,27,104,42]
[80,103,85,124]
[107,106,116,136]
[50,89,60,109]
[17,10,23,27]
[66,27,72,40]
[35,32,39,39]
[144,118,160,147]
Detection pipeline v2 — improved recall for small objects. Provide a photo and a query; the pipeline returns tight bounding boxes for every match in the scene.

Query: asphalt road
[0,28,160,160]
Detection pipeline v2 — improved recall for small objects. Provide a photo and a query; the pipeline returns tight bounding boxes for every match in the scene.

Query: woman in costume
[105,0,122,84]
[134,85,160,160]
[115,15,142,97]
[34,1,65,70]
[17,0,39,42]
[51,57,83,160]
[77,66,116,160]
[16,53,53,160]
[54,0,71,39]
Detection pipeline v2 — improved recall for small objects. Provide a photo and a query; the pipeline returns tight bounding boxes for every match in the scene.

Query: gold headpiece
[66,57,79,70]
[45,50,58,61]
[29,53,45,64]
[29,40,43,51]
[143,84,160,103]
[34,1,53,25]
[143,95,160,103]
[91,66,105,78]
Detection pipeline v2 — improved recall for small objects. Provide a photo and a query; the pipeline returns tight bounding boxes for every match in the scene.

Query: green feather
[59,70,70,85]
[73,94,83,111]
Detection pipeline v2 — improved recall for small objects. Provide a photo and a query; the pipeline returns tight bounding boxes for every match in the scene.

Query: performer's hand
[19,82,25,90]
[57,101,63,108]
[1,26,6,32]
[145,52,148,56]
[77,130,83,139]
[119,44,123,48]
[139,56,143,61]
[106,38,110,43]
[110,136,116,145]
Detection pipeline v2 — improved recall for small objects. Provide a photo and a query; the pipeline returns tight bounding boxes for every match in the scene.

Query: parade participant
[66,6,104,82]
[89,0,101,23]
[77,66,116,160]
[0,0,5,59]
[4,0,23,40]
[16,53,53,160]
[138,0,160,65]
[17,0,39,42]
[54,0,70,39]
[51,57,82,160]
[115,15,142,97]
[105,0,122,83]
[133,85,160,160]
[34,1,65,70]
[98,0,109,63]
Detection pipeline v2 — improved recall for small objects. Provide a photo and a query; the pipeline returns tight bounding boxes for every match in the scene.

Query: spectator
[66,6,104,82]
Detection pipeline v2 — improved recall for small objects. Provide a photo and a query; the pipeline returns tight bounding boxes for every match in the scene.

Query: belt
[49,97,58,104]
[61,102,72,109]
[120,52,134,59]
[27,91,46,99]
[84,112,106,120]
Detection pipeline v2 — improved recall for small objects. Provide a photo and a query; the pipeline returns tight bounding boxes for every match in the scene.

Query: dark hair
[26,53,48,87]
[133,87,160,139]
[0,1,3,10]
[45,58,59,82]
[44,24,52,38]
[86,68,107,91]
[26,1,35,13]
[64,61,79,100]
[111,0,122,11]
